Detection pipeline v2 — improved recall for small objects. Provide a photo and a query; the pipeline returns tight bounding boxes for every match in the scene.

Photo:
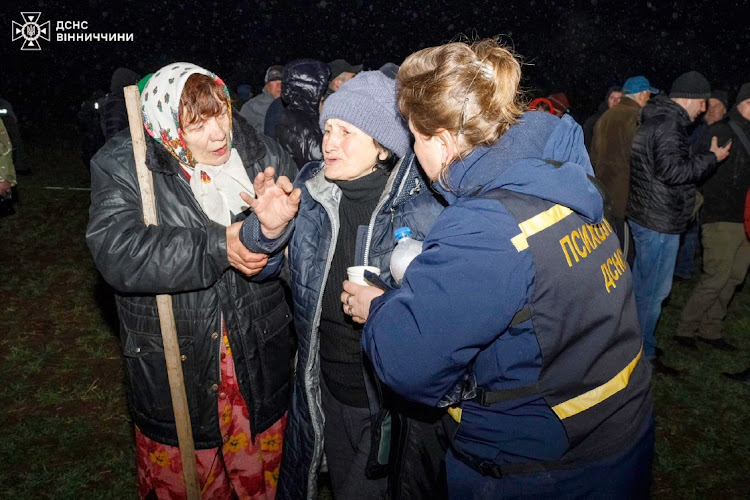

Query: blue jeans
[628,220,680,359]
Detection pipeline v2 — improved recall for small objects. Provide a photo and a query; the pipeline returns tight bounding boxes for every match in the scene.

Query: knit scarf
[188,149,255,226]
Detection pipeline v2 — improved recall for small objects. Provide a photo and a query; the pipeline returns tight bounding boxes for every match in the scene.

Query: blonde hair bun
[397,38,525,156]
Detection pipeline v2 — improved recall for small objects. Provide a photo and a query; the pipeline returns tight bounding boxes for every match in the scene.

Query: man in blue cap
[590,76,659,266]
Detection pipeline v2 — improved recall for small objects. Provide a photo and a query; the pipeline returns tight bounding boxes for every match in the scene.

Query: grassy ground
[1,128,748,498]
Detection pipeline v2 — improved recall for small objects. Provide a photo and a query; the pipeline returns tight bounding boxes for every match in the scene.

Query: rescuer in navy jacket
[346,39,653,499]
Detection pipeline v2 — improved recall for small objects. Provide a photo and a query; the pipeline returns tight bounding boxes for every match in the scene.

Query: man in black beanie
[626,70,732,375]
[677,82,750,358]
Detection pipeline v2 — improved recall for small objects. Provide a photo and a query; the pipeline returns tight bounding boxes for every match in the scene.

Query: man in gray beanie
[626,70,732,375]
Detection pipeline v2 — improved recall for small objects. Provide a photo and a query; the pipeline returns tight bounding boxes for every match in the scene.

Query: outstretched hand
[710,136,732,163]
[240,167,301,239]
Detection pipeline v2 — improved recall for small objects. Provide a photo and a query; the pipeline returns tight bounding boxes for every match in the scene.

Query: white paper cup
[346,266,381,286]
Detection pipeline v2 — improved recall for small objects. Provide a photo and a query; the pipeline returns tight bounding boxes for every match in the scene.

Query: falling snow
[2,0,747,126]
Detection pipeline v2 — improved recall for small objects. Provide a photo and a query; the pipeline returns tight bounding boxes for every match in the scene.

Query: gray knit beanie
[319,71,410,158]
[670,71,711,99]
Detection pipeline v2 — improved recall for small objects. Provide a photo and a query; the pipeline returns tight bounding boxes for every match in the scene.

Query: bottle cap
[394,226,412,240]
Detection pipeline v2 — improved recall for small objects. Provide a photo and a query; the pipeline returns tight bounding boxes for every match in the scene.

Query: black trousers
[321,378,388,499]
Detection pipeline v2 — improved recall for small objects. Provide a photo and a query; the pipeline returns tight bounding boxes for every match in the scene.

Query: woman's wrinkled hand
[226,221,269,276]
[240,167,301,239]
[341,280,385,324]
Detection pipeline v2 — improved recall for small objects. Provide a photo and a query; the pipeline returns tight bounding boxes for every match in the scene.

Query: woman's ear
[436,128,458,165]
[377,148,388,161]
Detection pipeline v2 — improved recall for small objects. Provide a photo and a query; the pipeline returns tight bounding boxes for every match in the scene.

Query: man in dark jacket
[676,83,750,351]
[102,67,140,141]
[591,76,657,261]
[674,89,731,281]
[583,85,622,150]
[274,59,330,168]
[627,71,731,371]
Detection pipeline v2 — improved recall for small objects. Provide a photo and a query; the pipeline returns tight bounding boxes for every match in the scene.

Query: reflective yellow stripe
[552,346,643,420]
[447,407,462,422]
[511,204,573,251]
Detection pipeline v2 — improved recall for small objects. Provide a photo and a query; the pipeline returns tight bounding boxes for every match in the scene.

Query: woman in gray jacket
[256,71,447,500]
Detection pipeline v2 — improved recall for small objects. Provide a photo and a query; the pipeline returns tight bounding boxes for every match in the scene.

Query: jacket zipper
[304,174,340,498]
[363,156,411,266]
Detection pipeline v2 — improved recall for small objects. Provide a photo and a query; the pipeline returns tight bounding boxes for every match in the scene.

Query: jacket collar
[643,95,691,127]
[145,112,267,175]
[304,153,425,212]
[619,97,642,110]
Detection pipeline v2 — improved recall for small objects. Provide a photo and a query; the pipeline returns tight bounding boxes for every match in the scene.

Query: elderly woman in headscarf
[86,62,300,499]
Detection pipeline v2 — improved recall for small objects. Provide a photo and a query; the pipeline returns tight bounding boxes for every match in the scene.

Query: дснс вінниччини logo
[12,12,50,50]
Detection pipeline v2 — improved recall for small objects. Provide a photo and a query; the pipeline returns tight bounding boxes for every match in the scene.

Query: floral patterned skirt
[135,330,287,499]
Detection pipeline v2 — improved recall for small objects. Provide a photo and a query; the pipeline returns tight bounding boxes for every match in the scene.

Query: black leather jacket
[627,96,717,233]
[275,59,330,168]
[86,114,298,447]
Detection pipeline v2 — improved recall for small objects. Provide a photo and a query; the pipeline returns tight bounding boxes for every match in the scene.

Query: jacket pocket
[251,299,293,403]
[122,328,198,424]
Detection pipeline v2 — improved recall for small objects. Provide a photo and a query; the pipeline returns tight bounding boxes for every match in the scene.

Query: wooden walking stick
[124,85,202,500]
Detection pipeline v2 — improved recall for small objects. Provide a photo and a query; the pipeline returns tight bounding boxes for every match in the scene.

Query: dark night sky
[2,0,749,128]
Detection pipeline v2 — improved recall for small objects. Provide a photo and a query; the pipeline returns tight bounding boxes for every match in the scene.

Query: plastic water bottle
[390,226,423,285]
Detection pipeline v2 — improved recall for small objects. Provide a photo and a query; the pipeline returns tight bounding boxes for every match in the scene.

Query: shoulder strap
[728,120,750,155]
[475,382,541,406]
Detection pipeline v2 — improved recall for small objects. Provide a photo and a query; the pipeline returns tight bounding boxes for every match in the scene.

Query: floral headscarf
[140,62,232,167]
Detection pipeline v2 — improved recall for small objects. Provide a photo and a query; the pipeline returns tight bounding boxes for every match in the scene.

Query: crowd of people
[585,73,748,378]
[73,38,750,499]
